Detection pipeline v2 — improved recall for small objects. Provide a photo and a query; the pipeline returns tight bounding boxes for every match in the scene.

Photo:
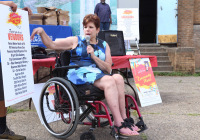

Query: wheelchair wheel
[81,105,113,127]
[39,77,79,139]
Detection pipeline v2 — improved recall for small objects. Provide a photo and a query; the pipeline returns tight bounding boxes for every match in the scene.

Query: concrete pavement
[5,76,200,140]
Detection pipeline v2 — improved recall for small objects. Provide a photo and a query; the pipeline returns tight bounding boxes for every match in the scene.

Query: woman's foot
[114,122,139,136]
[118,127,139,136]
[124,117,140,132]
[132,125,140,131]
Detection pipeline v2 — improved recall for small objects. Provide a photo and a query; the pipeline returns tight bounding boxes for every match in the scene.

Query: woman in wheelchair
[31,14,140,137]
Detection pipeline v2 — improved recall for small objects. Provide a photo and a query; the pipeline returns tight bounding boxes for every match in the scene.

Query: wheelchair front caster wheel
[80,132,95,140]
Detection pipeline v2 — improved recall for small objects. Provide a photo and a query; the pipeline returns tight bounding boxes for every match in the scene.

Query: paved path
[6,76,200,140]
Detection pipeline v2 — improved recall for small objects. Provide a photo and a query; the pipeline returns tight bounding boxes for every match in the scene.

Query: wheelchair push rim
[39,78,79,138]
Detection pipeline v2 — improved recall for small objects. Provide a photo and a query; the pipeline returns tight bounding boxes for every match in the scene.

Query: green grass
[7,107,30,114]
[140,133,148,140]
[149,112,160,115]
[187,113,200,116]
[141,112,200,116]
[139,112,161,115]
[131,110,138,117]
[154,72,200,76]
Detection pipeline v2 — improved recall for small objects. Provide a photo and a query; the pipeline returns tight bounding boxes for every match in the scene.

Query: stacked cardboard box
[57,9,70,26]
[29,13,43,25]
[34,7,70,26]
[37,7,57,25]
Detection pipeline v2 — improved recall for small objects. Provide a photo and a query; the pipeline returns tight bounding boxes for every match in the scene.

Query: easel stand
[135,38,141,55]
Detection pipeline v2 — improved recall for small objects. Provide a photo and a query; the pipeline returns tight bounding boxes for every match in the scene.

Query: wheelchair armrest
[54,65,80,71]
[48,51,58,57]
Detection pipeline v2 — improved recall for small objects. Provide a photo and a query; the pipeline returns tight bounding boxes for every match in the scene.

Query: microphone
[85,35,90,46]
[85,35,91,57]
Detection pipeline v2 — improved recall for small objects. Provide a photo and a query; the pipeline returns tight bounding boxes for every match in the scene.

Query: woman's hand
[30,27,44,41]
[30,27,76,50]
[30,27,56,49]
[89,43,112,74]
[22,7,32,15]
[9,1,17,12]
[87,45,94,56]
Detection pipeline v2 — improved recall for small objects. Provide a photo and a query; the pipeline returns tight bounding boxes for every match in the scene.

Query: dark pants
[0,64,4,101]
[100,22,110,31]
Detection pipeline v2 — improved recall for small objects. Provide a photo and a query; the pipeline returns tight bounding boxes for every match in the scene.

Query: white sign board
[32,83,45,124]
[117,8,139,40]
[0,4,34,107]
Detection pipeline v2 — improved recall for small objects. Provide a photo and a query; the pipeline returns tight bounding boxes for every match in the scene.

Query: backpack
[31,47,49,59]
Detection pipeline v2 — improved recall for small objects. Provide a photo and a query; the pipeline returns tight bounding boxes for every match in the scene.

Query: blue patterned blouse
[67,36,109,85]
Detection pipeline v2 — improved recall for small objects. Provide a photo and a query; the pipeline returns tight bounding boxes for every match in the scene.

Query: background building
[13,0,200,73]
[174,0,200,73]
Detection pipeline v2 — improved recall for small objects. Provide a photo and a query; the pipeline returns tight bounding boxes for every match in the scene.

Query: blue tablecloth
[30,24,73,48]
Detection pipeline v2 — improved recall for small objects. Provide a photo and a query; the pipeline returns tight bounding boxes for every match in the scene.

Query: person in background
[0,1,32,139]
[94,0,112,31]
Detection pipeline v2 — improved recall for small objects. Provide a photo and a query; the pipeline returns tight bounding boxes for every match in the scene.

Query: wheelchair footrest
[136,119,148,133]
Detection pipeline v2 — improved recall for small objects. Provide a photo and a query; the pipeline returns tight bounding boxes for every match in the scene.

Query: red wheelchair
[39,51,147,139]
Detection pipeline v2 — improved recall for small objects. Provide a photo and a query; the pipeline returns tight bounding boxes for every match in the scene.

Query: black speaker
[98,30,126,56]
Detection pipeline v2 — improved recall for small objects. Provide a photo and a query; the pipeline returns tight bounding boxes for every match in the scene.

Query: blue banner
[30,24,73,48]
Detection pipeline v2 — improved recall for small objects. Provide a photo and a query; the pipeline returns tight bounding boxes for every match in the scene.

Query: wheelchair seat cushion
[75,83,104,101]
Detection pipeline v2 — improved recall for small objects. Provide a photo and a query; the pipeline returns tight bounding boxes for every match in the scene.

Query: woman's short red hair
[83,14,100,29]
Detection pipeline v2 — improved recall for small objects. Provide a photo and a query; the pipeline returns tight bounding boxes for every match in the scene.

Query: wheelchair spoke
[39,78,79,139]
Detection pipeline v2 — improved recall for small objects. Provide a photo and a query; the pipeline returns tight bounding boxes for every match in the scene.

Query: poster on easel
[129,58,162,107]
[0,4,34,107]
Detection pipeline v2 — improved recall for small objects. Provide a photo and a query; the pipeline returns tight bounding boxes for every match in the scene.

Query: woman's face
[84,22,99,39]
